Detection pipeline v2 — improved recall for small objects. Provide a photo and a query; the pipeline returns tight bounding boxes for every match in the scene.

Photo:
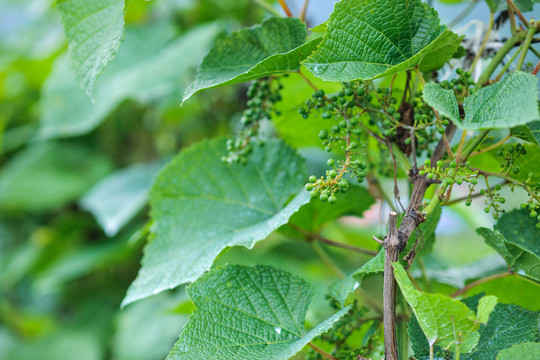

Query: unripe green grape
[319,129,329,139]
[528,172,535,178]
[405,138,411,145]
[329,169,337,178]
[495,184,502,191]
[320,193,329,202]
[436,160,444,168]
[339,179,349,188]
[499,198,506,203]
[521,203,528,209]
[350,118,359,126]
[327,158,335,166]
[358,170,367,177]
[513,167,520,174]
[484,207,490,213]
[424,159,431,166]
[456,178,463,185]
[442,119,450,126]
[331,125,340,133]
[310,190,319,199]
[325,145,332,152]
[322,112,332,119]
[305,183,314,191]
[536,222,540,230]
[471,178,478,185]
[350,141,358,149]
[449,160,457,168]
[530,210,538,218]
[338,97,347,105]
[465,199,472,206]
[356,88,365,96]
[309,175,317,183]
[427,173,434,179]
[383,130,392,137]
[339,120,347,128]
[328,195,338,204]
[437,127,445,134]
[345,88,354,96]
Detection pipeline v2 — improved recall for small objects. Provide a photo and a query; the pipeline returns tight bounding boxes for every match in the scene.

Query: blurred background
[0,1,539,359]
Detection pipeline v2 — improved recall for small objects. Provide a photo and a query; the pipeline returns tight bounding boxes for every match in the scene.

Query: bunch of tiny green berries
[496,143,527,175]
[222,78,282,164]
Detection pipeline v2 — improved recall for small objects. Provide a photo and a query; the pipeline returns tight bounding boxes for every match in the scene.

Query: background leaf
[511,121,540,147]
[303,0,460,81]
[57,0,125,97]
[80,161,163,236]
[0,141,111,212]
[166,264,349,360]
[182,17,317,103]
[40,22,221,138]
[123,138,309,305]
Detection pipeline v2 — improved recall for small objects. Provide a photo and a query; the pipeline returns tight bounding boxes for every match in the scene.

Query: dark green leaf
[303,0,460,81]
[462,303,538,359]
[182,17,319,103]
[123,138,309,305]
[166,264,350,360]
[57,0,125,97]
[485,0,537,13]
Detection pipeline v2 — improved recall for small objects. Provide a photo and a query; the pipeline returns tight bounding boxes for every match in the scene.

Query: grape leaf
[461,71,539,130]
[166,264,350,360]
[422,82,460,124]
[302,0,460,82]
[80,161,163,236]
[122,138,309,306]
[462,303,538,359]
[477,209,540,281]
[424,71,539,131]
[40,22,221,138]
[182,17,320,104]
[394,263,493,353]
[496,342,540,360]
[511,121,540,147]
[0,142,111,212]
[57,0,125,98]
[485,0,537,13]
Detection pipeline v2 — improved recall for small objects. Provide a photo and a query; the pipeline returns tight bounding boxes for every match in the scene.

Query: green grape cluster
[496,143,527,175]
[440,68,476,99]
[519,171,540,229]
[222,78,282,164]
[299,83,372,204]
[481,183,506,219]
[419,158,478,186]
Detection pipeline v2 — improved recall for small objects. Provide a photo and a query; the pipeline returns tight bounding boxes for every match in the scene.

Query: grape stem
[469,167,540,202]
[300,0,310,22]
[450,272,513,297]
[469,134,512,157]
[308,342,338,360]
[277,0,293,17]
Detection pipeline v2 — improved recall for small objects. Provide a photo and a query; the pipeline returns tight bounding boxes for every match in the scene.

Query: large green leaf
[182,17,319,103]
[122,138,309,305]
[496,342,540,360]
[462,71,539,130]
[166,264,349,360]
[57,0,125,98]
[80,161,163,236]
[424,72,539,130]
[0,142,111,212]
[477,209,540,281]
[302,0,460,82]
[394,263,495,353]
[462,303,538,359]
[40,22,221,138]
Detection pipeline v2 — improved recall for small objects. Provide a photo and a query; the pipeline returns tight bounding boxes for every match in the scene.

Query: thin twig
[494,43,524,81]
[443,180,508,206]
[308,342,338,360]
[507,0,530,28]
[517,24,536,70]
[532,60,540,75]
[387,141,405,213]
[450,272,513,297]
[470,12,494,73]
[277,0,293,17]
[297,70,318,91]
[507,1,517,33]
[300,0,310,22]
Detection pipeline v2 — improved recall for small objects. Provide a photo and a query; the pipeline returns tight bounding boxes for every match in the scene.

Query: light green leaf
[328,249,385,306]
[57,0,125,98]
[460,71,539,130]
[80,161,163,236]
[182,17,319,103]
[477,209,540,281]
[476,295,497,324]
[422,82,461,123]
[0,142,111,212]
[393,262,482,353]
[496,342,540,360]
[166,264,350,360]
[40,22,221,138]
[462,303,538,359]
[511,121,540,147]
[122,138,309,306]
[302,0,460,82]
